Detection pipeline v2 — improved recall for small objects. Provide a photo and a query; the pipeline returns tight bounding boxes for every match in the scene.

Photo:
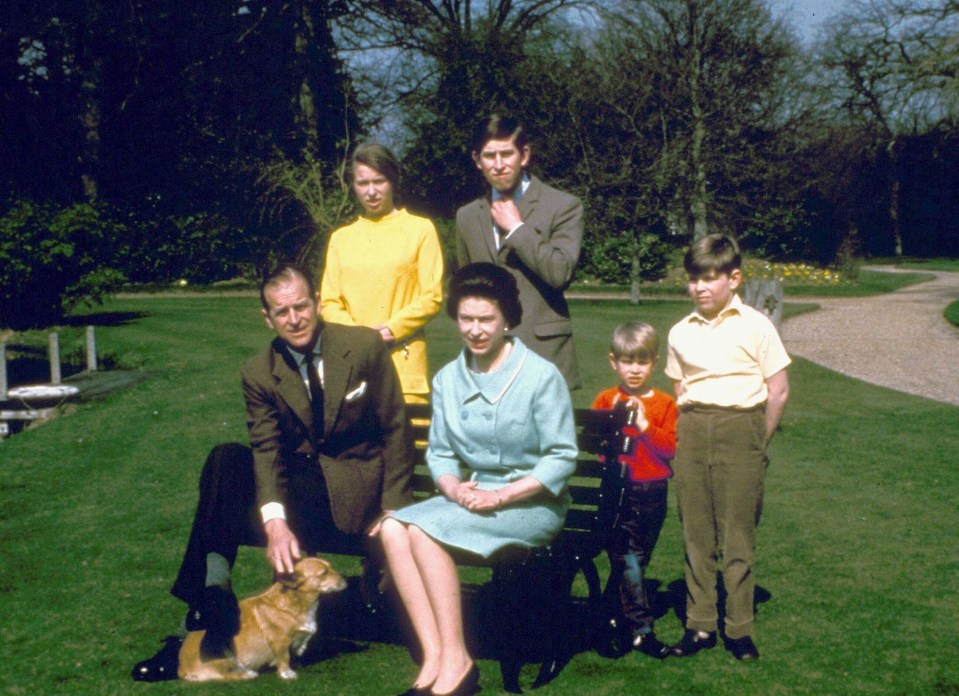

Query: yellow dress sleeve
[383,220,445,341]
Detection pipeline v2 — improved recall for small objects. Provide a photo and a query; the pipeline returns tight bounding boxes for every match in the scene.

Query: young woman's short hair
[609,321,659,361]
[446,262,523,329]
[351,142,402,191]
[684,234,742,277]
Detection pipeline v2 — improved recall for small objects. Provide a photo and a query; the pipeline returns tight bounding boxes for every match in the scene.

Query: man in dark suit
[456,114,583,389]
[132,264,413,682]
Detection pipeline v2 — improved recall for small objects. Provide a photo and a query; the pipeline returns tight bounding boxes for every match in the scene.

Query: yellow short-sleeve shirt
[666,295,791,409]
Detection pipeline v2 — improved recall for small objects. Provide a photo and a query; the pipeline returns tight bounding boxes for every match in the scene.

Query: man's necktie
[306,355,324,436]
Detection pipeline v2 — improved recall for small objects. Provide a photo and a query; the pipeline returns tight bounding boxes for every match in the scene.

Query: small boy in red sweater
[592,321,678,658]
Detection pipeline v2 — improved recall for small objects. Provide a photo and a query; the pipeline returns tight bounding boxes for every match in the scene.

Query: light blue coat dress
[391,338,578,558]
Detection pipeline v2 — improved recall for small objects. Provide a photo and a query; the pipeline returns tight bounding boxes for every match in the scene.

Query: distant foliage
[0,200,126,330]
[117,212,254,284]
[257,151,356,273]
[580,232,671,285]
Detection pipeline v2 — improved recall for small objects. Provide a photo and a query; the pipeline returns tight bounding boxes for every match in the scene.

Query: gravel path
[782,268,959,406]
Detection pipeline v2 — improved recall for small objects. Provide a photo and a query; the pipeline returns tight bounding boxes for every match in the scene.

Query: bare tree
[817,0,959,255]
[591,0,804,242]
[335,0,594,212]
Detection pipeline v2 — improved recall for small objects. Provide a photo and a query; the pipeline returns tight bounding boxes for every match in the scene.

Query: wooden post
[86,326,97,371]
[49,332,61,385]
[0,342,7,399]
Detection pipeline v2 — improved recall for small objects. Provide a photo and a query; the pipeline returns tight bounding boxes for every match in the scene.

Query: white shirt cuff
[504,221,524,238]
[260,502,286,524]
[495,223,523,250]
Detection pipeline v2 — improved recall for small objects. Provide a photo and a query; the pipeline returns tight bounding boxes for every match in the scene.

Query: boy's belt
[680,402,765,414]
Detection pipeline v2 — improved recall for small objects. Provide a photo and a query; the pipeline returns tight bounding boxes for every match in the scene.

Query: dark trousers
[604,481,668,634]
[169,442,363,608]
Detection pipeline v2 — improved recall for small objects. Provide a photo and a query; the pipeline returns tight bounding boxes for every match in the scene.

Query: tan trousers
[673,406,767,639]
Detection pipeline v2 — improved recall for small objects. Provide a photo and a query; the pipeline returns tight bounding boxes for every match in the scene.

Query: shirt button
[484,412,493,420]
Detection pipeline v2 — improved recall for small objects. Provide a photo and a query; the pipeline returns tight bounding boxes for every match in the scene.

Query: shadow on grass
[4,353,88,386]
[3,351,123,387]
[665,576,773,636]
[63,310,147,327]
[3,310,143,386]
[296,574,636,688]
[298,573,777,687]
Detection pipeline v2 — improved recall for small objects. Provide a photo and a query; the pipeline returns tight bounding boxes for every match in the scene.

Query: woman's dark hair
[351,142,402,191]
[446,263,523,328]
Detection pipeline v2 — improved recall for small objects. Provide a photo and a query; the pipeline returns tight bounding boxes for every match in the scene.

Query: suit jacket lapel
[270,338,314,436]
[518,175,540,220]
[475,196,499,261]
[319,326,352,437]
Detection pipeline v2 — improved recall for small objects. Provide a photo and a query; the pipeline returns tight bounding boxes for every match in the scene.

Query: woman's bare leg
[408,525,474,694]
[380,519,442,689]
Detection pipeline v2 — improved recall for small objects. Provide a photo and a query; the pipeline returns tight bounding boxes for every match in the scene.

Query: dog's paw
[279,668,298,680]
[226,665,259,681]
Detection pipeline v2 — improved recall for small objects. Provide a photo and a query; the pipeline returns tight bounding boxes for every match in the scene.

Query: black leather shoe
[130,635,182,681]
[667,629,717,657]
[727,636,760,660]
[196,586,240,659]
[397,687,432,696]
[632,631,669,659]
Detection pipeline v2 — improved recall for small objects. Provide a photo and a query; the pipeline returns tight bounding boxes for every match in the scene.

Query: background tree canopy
[1,0,957,328]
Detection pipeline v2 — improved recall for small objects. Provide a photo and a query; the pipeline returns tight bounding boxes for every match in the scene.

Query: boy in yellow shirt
[664,235,790,661]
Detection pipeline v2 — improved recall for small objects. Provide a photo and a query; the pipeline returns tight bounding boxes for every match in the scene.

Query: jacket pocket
[534,319,572,338]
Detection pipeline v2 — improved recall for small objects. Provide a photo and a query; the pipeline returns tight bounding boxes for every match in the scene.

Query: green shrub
[945,299,959,328]
[0,200,126,330]
[118,212,253,284]
[580,232,671,284]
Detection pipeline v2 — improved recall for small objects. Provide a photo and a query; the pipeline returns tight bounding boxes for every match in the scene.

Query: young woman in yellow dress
[320,143,444,403]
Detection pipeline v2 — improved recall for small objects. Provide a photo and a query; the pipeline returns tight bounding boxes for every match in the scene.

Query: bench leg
[530,552,580,689]
[491,563,526,693]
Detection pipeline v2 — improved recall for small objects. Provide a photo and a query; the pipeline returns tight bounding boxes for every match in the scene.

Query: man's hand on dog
[265,518,301,574]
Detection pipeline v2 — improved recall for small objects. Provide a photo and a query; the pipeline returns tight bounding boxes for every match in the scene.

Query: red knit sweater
[592,386,678,482]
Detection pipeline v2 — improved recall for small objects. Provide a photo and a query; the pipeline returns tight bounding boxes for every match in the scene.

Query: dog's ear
[278,570,304,590]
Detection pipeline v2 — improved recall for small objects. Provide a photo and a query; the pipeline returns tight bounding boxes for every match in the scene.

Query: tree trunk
[887,138,903,257]
[686,1,708,240]
[79,61,101,202]
[630,242,641,304]
[689,118,709,240]
[295,1,319,151]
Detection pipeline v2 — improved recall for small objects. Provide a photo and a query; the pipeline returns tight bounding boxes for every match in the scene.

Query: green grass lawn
[2,295,958,695]
[883,258,959,273]
[945,299,959,328]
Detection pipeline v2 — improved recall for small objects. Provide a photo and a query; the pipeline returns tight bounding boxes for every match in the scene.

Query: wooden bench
[385,402,630,693]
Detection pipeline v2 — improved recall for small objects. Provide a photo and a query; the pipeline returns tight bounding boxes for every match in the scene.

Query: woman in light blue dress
[380,263,578,696]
